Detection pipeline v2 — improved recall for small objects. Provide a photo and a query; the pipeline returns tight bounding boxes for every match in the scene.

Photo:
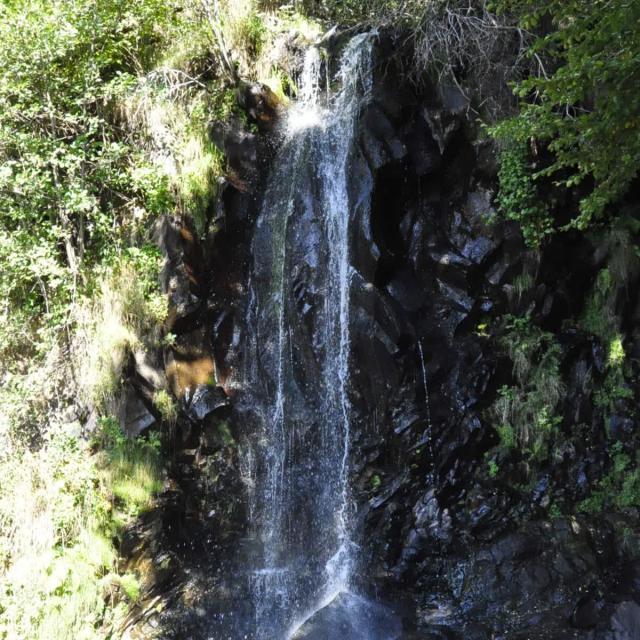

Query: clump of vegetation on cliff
[491,315,564,461]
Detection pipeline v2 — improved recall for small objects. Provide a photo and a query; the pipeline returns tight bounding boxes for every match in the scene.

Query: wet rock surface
[119,33,640,639]
[291,592,402,640]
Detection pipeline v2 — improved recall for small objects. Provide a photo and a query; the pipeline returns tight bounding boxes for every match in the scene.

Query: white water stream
[243,33,390,639]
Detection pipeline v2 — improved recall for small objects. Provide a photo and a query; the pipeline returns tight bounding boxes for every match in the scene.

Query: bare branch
[412,0,540,120]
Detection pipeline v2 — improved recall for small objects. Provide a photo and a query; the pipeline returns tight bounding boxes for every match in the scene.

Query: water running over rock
[241,32,398,639]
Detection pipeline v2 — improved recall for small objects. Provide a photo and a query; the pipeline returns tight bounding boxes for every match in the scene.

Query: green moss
[495,414,516,450]
[608,335,625,368]
[548,502,561,518]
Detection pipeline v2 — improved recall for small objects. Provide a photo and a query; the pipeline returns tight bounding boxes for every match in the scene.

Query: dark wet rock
[291,592,401,640]
[239,81,283,132]
[184,384,228,422]
[153,216,202,326]
[362,104,407,164]
[208,120,258,179]
[119,387,156,437]
[133,349,166,391]
[572,594,601,629]
[422,106,461,155]
[610,601,640,639]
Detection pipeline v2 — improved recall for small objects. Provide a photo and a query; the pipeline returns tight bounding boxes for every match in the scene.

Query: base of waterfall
[289,592,401,640]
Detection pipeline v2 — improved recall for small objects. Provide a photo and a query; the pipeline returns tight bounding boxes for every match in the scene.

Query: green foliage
[579,265,635,427]
[76,251,167,410]
[580,268,616,343]
[284,0,425,26]
[490,315,564,459]
[153,389,178,425]
[494,140,553,247]
[0,0,178,363]
[495,416,516,450]
[548,502,561,519]
[233,10,268,60]
[117,573,141,602]
[93,416,163,524]
[513,271,534,301]
[578,443,640,514]
[492,0,640,230]
[488,460,500,478]
[0,417,162,639]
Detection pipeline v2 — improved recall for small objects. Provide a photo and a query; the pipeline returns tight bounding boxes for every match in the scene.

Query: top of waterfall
[287,31,376,136]
[287,47,324,134]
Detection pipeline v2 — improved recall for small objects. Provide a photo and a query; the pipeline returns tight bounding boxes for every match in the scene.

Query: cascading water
[241,32,399,639]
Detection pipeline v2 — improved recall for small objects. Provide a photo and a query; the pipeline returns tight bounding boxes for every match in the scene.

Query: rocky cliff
[121,32,640,640]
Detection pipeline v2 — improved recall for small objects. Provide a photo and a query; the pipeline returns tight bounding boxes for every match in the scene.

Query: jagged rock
[134,349,166,390]
[239,82,282,132]
[208,120,257,179]
[422,106,461,155]
[362,104,407,164]
[119,387,156,437]
[184,385,228,422]
[610,601,640,639]
[291,592,401,640]
[153,216,202,325]
[572,595,601,629]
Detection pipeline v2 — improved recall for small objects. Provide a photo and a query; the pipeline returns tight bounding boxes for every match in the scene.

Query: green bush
[490,315,563,459]
[578,443,640,514]
[0,417,162,639]
[494,141,553,247]
[493,0,640,231]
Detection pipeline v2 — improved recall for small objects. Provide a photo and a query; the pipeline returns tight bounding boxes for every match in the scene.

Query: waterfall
[417,340,435,484]
[241,33,382,638]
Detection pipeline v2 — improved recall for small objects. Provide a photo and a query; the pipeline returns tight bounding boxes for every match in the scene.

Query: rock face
[122,32,640,640]
[291,593,401,640]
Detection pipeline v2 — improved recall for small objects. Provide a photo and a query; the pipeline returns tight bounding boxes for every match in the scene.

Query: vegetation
[491,0,640,233]
[578,442,640,514]
[0,418,162,639]
[490,315,564,460]
[578,223,638,429]
[495,141,553,247]
[0,1,329,635]
[0,0,266,636]
[1,0,640,634]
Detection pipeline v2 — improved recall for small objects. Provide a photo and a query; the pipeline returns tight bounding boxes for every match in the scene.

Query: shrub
[0,416,163,639]
[494,141,553,247]
[493,0,640,231]
[74,249,166,410]
[490,315,564,459]
[153,389,179,425]
[578,443,640,514]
